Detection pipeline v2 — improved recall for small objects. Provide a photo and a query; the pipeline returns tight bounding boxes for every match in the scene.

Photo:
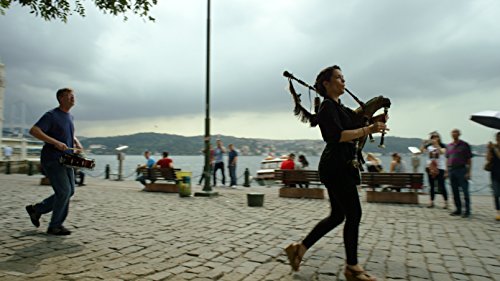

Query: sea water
[85,154,493,195]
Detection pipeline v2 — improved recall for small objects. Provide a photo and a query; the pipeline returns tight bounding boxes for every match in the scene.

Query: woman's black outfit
[302,97,363,266]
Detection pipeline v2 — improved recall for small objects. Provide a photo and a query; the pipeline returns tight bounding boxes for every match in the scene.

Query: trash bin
[177,171,192,197]
[247,193,264,207]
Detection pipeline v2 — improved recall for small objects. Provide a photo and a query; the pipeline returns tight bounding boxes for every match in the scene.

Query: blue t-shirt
[228,150,238,165]
[34,108,74,162]
[214,148,224,163]
[146,157,155,168]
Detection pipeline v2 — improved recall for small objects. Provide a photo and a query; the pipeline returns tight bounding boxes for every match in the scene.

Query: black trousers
[302,182,361,265]
[427,168,448,201]
[213,162,225,186]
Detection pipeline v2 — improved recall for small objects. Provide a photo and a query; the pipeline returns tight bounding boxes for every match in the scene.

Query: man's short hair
[56,88,73,103]
[162,151,169,158]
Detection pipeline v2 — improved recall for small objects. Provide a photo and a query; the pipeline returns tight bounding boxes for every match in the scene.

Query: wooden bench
[275,169,325,199]
[361,172,424,204]
[137,167,179,193]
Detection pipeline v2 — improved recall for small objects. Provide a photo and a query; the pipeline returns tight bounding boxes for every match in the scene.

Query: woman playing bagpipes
[284,65,389,281]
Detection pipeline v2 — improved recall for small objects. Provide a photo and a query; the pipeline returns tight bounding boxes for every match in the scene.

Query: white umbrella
[470,110,500,130]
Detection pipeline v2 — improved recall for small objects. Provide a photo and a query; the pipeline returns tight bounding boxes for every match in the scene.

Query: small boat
[255,155,287,186]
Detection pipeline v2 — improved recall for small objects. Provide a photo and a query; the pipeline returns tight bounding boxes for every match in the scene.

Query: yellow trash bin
[176,171,192,197]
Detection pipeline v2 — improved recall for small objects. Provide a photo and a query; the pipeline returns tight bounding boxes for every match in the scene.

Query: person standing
[213,139,226,186]
[25,88,83,235]
[284,65,387,281]
[420,132,448,209]
[3,145,13,160]
[486,132,500,221]
[446,129,473,218]
[228,144,238,187]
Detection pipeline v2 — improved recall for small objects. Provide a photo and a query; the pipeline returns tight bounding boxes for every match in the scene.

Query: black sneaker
[462,213,470,218]
[450,211,461,216]
[25,205,41,228]
[47,226,71,236]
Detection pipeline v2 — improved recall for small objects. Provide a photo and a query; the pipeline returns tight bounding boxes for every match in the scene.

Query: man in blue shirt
[228,144,238,187]
[136,150,156,186]
[213,139,226,186]
[25,88,83,235]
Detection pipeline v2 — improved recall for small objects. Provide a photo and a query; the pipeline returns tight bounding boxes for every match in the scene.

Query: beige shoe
[344,265,377,281]
[284,243,305,271]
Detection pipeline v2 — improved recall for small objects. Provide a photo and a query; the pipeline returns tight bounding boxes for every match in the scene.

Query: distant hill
[79,132,488,156]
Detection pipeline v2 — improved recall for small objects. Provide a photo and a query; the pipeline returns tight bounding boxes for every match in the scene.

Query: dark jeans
[302,182,361,265]
[213,162,225,186]
[228,165,237,186]
[492,178,500,211]
[449,166,470,214]
[34,160,75,228]
[427,169,447,201]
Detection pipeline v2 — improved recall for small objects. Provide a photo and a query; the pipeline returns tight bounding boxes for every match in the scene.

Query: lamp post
[195,0,218,197]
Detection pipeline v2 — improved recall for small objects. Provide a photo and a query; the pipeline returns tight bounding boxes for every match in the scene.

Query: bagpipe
[283,70,391,169]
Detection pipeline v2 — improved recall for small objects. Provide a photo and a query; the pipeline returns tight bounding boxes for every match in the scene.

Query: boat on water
[255,155,287,186]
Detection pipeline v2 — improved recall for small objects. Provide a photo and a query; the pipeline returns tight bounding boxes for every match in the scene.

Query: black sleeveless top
[317,97,363,186]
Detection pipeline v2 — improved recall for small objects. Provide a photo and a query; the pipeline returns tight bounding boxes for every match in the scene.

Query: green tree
[0,0,158,22]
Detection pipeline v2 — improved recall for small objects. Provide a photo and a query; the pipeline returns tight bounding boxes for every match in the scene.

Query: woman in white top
[420,132,448,209]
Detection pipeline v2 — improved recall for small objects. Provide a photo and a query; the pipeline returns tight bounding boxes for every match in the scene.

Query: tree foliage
[0,0,158,22]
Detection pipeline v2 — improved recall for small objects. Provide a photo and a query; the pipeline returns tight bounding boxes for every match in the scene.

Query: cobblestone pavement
[0,174,499,281]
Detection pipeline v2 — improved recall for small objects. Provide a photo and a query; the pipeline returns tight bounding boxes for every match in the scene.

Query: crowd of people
[21,84,498,281]
[195,139,239,188]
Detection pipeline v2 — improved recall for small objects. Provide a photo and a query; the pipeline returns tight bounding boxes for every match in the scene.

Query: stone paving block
[450,273,470,280]
[465,266,491,277]
[427,264,447,273]
[219,271,247,281]
[408,267,431,279]
[243,252,272,263]
[175,272,198,280]
[0,175,499,281]
[197,268,225,279]
[168,265,189,275]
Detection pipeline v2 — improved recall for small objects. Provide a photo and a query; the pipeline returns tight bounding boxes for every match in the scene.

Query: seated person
[136,150,156,186]
[390,153,406,173]
[365,153,383,172]
[297,154,309,188]
[280,153,296,187]
[74,169,85,186]
[156,151,174,168]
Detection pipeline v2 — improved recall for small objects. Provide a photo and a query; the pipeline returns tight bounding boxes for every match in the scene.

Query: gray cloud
[1,0,499,143]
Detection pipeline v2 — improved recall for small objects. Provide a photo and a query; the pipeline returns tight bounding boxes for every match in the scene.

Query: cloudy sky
[1,0,499,145]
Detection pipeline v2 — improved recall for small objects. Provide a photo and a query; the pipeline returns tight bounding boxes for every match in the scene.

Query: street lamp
[195,0,218,197]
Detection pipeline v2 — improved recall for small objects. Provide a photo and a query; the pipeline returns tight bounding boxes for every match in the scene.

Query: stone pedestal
[279,188,325,199]
[143,183,178,193]
[366,191,419,204]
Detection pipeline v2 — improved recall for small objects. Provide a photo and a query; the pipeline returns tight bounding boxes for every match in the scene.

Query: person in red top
[156,151,173,168]
[280,153,296,187]
[281,153,296,170]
